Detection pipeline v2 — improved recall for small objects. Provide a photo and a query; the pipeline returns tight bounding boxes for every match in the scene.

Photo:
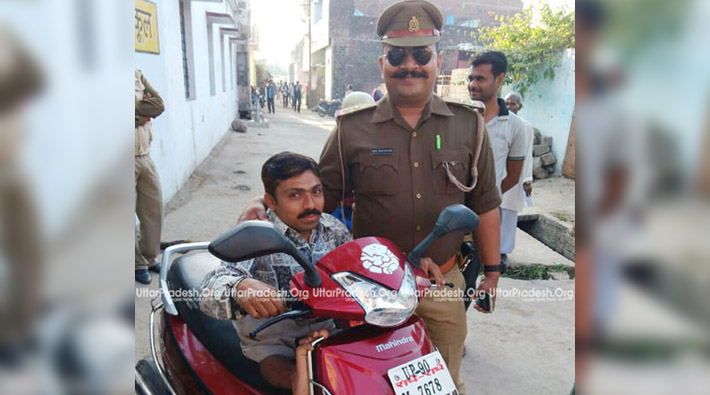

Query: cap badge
[408,16,420,32]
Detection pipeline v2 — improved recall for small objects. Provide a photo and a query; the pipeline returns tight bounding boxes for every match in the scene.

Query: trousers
[135,155,163,270]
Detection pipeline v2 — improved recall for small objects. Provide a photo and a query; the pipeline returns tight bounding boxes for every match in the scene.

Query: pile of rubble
[532,128,556,179]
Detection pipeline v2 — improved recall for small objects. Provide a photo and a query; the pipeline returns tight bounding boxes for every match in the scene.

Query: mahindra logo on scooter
[361,244,399,275]
[376,336,415,352]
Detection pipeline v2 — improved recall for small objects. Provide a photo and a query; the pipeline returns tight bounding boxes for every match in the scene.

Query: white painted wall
[503,49,575,173]
[136,0,240,202]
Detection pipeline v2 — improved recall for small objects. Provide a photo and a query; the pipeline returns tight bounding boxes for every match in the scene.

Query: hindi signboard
[135,0,159,54]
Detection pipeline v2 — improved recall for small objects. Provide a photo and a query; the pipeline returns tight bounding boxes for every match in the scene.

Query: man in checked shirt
[199,151,351,392]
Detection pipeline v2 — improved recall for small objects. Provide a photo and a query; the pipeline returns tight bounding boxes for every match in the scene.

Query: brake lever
[248,309,312,339]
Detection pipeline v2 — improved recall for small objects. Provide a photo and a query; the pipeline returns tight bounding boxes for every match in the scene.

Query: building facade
[135,0,251,202]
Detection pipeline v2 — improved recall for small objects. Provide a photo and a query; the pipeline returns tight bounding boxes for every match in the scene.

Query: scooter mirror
[209,221,322,287]
[407,204,479,268]
[431,204,480,236]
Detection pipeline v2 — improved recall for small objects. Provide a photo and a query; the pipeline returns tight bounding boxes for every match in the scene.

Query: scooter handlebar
[248,308,312,339]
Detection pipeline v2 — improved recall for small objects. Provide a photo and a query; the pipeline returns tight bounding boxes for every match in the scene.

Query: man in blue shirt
[266,80,276,114]
[293,81,302,113]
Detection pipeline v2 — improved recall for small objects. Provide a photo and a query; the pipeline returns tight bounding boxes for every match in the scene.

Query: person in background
[468,52,528,271]
[282,81,290,109]
[290,82,296,111]
[293,81,302,113]
[498,91,534,261]
[258,83,265,109]
[135,70,165,284]
[0,27,44,365]
[266,80,276,114]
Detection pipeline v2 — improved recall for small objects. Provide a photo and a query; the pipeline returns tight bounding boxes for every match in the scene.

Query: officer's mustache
[391,70,428,79]
[297,209,322,219]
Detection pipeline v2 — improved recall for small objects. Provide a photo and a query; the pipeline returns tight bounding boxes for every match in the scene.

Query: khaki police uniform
[319,5,501,391]
[0,27,43,346]
[135,70,164,270]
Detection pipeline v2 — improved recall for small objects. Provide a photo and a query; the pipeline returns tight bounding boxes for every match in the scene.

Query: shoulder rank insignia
[443,96,485,112]
[335,102,378,122]
[409,16,420,32]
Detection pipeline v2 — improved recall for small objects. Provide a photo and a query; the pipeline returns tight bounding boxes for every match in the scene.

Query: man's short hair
[261,152,320,197]
[577,0,605,31]
[471,51,507,77]
[505,91,522,104]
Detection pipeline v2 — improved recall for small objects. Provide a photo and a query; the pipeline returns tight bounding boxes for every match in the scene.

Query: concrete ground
[135,108,575,394]
[525,177,575,224]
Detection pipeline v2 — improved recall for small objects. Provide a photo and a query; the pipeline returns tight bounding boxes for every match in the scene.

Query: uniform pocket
[431,149,471,195]
[355,153,399,195]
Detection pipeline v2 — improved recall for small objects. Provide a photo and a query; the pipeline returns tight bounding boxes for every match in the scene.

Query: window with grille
[179,0,193,99]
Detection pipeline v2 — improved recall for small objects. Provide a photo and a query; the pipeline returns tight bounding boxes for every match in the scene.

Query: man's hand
[238,196,268,223]
[235,278,286,319]
[473,273,499,313]
[523,181,532,196]
[293,329,330,394]
[295,329,329,357]
[420,257,445,287]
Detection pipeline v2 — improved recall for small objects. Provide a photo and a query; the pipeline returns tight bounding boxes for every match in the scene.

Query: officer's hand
[235,278,286,319]
[420,257,445,287]
[296,329,330,354]
[473,273,499,314]
[293,329,330,395]
[238,196,268,223]
[523,182,532,196]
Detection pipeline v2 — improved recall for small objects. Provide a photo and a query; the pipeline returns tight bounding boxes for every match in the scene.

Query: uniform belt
[439,254,458,274]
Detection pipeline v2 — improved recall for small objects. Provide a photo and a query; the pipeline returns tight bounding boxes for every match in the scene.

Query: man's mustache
[391,70,428,79]
[298,209,322,219]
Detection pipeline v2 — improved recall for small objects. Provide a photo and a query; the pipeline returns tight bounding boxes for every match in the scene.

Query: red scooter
[135,204,478,395]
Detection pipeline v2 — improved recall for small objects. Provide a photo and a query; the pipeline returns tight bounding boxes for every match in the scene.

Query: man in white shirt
[468,52,530,268]
[501,92,535,259]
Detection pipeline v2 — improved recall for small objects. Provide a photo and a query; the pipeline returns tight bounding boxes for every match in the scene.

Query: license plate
[387,351,458,395]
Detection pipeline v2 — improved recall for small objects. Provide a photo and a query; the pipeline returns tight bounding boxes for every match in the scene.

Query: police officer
[238,2,503,392]
[318,1,503,392]
[135,70,165,284]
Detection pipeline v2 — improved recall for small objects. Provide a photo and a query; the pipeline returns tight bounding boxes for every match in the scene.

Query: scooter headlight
[332,263,418,327]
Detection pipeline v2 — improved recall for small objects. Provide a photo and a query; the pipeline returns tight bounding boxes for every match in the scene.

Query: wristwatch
[483,264,502,273]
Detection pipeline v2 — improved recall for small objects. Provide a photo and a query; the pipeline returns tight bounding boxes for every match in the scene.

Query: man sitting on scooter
[200,152,352,392]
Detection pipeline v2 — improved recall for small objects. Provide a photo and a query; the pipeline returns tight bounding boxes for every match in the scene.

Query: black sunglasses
[386,46,433,66]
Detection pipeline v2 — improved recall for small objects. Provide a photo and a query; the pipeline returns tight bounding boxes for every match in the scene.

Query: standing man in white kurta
[500,92,535,262]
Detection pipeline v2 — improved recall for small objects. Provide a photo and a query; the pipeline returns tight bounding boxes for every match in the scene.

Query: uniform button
[451,161,456,166]
[412,132,418,137]
[416,225,421,231]
[413,162,419,168]
[416,193,422,199]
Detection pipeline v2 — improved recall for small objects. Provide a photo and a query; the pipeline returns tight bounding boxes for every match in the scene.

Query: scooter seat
[167,252,289,394]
